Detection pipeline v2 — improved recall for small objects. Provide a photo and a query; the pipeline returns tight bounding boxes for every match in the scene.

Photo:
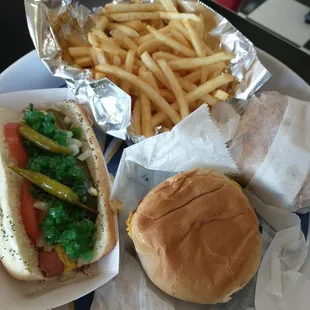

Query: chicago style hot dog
[0,101,116,280]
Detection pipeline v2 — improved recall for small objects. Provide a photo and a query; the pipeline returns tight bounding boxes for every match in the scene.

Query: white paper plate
[0,88,119,310]
[0,49,309,100]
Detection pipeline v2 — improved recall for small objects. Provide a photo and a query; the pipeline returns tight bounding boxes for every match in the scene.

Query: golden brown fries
[59,0,237,137]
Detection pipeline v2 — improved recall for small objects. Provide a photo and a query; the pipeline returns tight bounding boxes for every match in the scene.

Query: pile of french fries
[61,0,235,137]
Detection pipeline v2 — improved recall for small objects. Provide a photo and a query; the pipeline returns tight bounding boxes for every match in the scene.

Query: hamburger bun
[129,168,262,304]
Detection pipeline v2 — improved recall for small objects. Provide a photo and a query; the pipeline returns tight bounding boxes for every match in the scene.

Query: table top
[1,1,309,85]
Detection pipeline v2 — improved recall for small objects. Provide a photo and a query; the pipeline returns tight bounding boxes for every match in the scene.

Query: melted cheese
[55,245,77,273]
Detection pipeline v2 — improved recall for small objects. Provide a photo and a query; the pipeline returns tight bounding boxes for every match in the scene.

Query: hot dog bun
[129,169,262,304]
[0,101,116,280]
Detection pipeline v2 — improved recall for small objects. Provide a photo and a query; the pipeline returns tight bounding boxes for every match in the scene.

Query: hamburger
[127,168,262,304]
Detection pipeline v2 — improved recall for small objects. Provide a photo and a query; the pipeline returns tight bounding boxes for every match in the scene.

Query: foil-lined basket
[24,0,271,141]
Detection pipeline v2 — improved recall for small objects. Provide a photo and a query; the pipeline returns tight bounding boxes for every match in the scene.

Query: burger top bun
[130,168,262,304]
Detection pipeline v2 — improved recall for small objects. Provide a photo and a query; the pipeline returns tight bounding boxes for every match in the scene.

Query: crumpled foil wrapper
[24,0,270,141]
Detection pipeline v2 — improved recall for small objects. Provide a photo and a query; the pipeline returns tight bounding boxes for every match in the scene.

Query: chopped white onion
[66,131,73,138]
[88,186,98,197]
[78,149,92,161]
[63,116,72,125]
[70,138,83,148]
[77,257,87,266]
[34,201,48,212]
[69,144,80,156]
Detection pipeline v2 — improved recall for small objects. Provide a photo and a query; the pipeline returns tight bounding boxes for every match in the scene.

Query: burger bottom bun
[131,168,262,304]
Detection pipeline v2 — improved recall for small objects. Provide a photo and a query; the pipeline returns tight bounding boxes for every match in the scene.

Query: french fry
[159,127,171,133]
[104,3,163,13]
[132,65,139,75]
[95,15,109,31]
[74,56,93,67]
[169,20,192,42]
[113,55,122,67]
[139,29,150,37]
[91,33,117,46]
[141,52,170,89]
[140,91,154,138]
[138,39,161,55]
[107,12,160,22]
[183,21,205,57]
[160,0,178,12]
[141,70,159,92]
[111,56,122,85]
[96,64,181,124]
[202,42,214,56]
[169,29,190,47]
[151,19,160,29]
[138,25,171,44]
[121,49,135,94]
[159,89,176,102]
[57,33,69,50]
[208,62,227,75]
[168,52,235,70]
[139,69,154,138]
[68,46,90,58]
[183,69,201,83]
[139,70,160,113]
[159,12,200,22]
[177,77,197,92]
[158,59,190,119]
[197,14,204,40]
[212,89,229,101]
[122,20,147,32]
[158,44,174,53]
[200,66,208,84]
[62,49,74,65]
[152,51,181,61]
[95,72,106,80]
[89,30,108,44]
[177,77,219,105]
[151,74,234,126]
[107,23,140,38]
[89,48,99,66]
[110,29,139,51]
[146,25,196,57]
[96,39,128,59]
[132,99,142,135]
[94,49,110,65]
[66,34,90,47]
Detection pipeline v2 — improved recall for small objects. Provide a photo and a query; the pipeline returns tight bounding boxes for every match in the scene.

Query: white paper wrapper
[0,89,119,310]
[245,190,309,310]
[229,92,310,212]
[90,99,309,310]
[211,101,241,143]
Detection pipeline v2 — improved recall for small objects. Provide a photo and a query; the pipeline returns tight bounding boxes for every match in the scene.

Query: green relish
[24,104,68,146]
[23,104,95,262]
[42,199,96,262]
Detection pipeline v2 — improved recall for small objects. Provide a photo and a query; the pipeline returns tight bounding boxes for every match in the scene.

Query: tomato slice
[20,180,40,245]
[4,123,28,167]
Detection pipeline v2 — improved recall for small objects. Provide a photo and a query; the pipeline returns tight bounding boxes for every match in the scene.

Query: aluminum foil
[24,0,271,141]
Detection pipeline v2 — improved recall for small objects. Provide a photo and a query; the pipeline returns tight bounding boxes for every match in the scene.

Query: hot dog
[0,101,116,280]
